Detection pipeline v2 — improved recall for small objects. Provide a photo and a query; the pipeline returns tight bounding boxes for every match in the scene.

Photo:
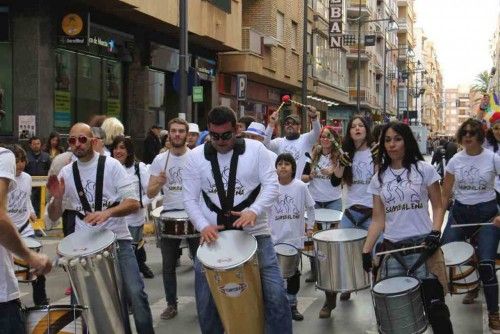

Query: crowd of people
[0,104,499,333]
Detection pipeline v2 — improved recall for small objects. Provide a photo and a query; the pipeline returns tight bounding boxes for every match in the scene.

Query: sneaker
[65,287,72,296]
[161,305,178,320]
[489,312,500,333]
[140,265,155,279]
[339,292,351,301]
[462,288,478,304]
[291,306,304,321]
[319,302,336,319]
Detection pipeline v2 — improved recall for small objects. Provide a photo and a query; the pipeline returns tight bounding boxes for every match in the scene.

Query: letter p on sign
[237,74,247,101]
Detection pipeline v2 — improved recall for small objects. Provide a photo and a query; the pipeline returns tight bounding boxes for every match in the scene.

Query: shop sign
[329,0,343,48]
[88,36,115,52]
[237,74,247,101]
[54,90,71,128]
[18,115,35,139]
[193,86,203,103]
[59,12,88,45]
[196,57,216,81]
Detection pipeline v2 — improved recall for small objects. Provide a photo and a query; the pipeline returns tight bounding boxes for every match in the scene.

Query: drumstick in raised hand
[375,244,425,256]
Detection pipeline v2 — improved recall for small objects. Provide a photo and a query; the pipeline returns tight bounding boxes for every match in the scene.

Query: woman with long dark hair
[362,122,453,333]
[44,131,64,158]
[111,136,154,279]
[441,118,500,331]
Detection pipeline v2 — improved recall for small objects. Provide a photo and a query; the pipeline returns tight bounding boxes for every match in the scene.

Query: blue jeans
[117,240,154,334]
[314,199,342,211]
[442,199,500,313]
[160,237,199,306]
[194,235,292,334]
[0,299,25,334]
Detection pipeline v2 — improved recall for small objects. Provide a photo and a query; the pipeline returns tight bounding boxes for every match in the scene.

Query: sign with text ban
[329,0,343,48]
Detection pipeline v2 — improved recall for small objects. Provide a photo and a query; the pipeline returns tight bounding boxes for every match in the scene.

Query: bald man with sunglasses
[47,123,154,334]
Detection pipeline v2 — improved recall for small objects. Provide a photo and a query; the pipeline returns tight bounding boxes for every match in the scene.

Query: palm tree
[471,71,490,93]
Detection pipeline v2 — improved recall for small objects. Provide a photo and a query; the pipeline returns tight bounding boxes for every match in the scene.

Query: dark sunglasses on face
[285,121,298,126]
[68,135,91,145]
[209,131,233,141]
[460,129,477,137]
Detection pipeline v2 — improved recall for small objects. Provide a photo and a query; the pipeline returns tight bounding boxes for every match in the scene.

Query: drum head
[373,276,419,295]
[274,243,298,256]
[151,206,163,218]
[313,228,367,242]
[305,208,343,222]
[197,230,257,270]
[161,210,189,220]
[57,229,116,257]
[22,237,41,249]
[441,242,474,266]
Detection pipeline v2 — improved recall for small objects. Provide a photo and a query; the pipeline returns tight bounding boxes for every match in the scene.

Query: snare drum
[372,276,428,334]
[14,237,41,283]
[441,241,479,294]
[197,230,264,334]
[152,206,199,239]
[314,228,369,292]
[274,243,300,278]
[306,208,343,230]
[25,304,87,334]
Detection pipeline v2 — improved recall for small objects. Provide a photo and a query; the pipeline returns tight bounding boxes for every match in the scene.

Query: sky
[414,0,499,89]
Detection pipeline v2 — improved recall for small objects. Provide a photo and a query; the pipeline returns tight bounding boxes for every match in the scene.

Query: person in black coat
[143,125,162,164]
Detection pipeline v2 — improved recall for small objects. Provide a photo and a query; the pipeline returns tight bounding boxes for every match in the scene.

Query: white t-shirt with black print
[0,148,19,302]
[368,161,440,243]
[124,162,151,227]
[183,139,278,236]
[268,179,315,249]
[267,119,321,180]
[445,148,500,205]
[58,153,137,240]
[149,150,189,211]
[483,142,500,194]
[8,172,35,237]
[346,148,375,208]
[307,153,342,203]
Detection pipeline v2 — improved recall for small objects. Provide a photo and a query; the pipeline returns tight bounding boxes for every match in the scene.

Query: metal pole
[356,0,362,113]
[302,0,308,109]
[383,41,387,115]
[179,0,188,119]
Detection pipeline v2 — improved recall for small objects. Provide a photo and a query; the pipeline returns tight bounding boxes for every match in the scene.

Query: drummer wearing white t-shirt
[47,123,154,334]
[265,105,321,180]
[0,146,51,333]
[362,122,453,333]
[183,106,292,333]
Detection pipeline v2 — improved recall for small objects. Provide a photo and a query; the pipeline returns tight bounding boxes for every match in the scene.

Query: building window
[207,0,231,13]
[277,11,285,42]
[291,21,298,50]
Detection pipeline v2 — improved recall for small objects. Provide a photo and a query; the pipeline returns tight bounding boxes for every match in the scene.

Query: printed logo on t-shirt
[282,144,301,161]
[167,166,183,191]
[8,188,29,214]
[456,165,488,191]
[273,194,300,220]
[382,179,423,213]
[314,157,333,180]
[353,161,373,185]
[76,179,111,211]
[207,166,245,195]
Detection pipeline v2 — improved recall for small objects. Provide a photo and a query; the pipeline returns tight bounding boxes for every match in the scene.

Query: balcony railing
[348,86,379,106]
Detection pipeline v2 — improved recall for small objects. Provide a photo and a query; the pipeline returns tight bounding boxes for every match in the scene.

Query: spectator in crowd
[25,136,51,217]
[431,138,458,178]
[236,115,255,137]
[187,123,200,149]
[101,117,124,152]
[44,131,64,159]
[91,127,109,156]
[143,125,162,164]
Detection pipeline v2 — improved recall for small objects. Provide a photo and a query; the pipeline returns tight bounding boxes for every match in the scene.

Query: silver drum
[274,243,300,278]
[57,229,130,334]
[372,276,428,334]
[313,228,369,292]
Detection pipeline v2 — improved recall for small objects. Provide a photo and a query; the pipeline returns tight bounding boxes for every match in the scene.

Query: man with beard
[147,118,199,320]
[47,123,154,334]
[265,107,320,179]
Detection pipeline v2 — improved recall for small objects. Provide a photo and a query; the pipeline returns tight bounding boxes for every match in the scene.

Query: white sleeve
[423,162,440,186]
[303,118,321,147]
[248,144,279,216]
[268,134,281,154]
[139,163,153,206]
[494,153,500,175]
[149,154,162,177]
[304,186,315,229]
[114,162,139,201]
[27,175,36,215]
[0,150,17,191]
[367,173,381,196]
[263,125,274,148]
[182,151,211,232]
[444,155,457,175]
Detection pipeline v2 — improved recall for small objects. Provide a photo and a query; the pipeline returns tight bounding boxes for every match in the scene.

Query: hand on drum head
[200,225,225,244]
[231,210,257,228]
[28,252,52,276]
[84,210,111,226]
[47,175,65,199]
[362,252,372,273]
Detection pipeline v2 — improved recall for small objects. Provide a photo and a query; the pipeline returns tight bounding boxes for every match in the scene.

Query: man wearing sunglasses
[265,105,320,180]
[183,106,292,333]
[47,123,154,334]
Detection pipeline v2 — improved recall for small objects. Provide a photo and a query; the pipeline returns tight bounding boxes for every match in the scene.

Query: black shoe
[140,265,154,279]
[291,306,304,321]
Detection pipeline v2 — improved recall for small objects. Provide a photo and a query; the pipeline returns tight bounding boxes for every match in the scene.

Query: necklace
[389,167,405,183]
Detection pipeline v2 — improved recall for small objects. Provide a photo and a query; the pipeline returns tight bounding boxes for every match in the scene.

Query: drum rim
[312,228,367,242]
[441,241,474,266]
[24,304,87,311]
[274,243,299,256]
[57,230,116,258]
[372,276,420,295]
[308,208,343,222]
[22,237,42,249]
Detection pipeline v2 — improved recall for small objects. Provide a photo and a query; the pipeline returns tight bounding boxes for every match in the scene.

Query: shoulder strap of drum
[72,160,93,213]
[94,155,106,211]
[134,161,144,209]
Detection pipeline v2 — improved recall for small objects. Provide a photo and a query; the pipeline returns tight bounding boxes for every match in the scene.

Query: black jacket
[143,131,162,164]
[26,150,51,176]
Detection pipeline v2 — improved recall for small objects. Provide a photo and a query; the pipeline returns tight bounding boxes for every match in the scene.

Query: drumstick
[163,150,171,171]
[450,222,493,228]
[375,244,425,256]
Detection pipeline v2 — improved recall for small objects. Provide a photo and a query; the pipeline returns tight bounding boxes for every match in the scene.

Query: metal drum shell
[313,228,369,292]
[274,243,300,279]
[25,304,87,334]
[153,207,199,239]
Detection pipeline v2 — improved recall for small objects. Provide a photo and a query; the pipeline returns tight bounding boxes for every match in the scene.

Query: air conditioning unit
[262,36,279,47]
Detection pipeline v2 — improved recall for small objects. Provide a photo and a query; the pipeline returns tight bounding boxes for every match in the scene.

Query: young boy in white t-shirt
[6,144,48,305]
[268,153,315,321]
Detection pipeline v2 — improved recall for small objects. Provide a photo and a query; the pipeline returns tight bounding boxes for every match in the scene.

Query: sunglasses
[209,131,233,141]
[68,135,92,145]
[284,121,298,126]
[460,129,477,137]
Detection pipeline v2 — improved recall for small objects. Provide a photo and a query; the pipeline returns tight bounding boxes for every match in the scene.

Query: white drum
[441,241,479,294]
[274,243,300,278]
[14,237,42,283]
[152,206,199,240]
[306,208,343,230]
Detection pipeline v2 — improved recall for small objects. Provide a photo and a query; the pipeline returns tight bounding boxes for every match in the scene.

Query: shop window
[291,21,298,50]
[276,12,284,42]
